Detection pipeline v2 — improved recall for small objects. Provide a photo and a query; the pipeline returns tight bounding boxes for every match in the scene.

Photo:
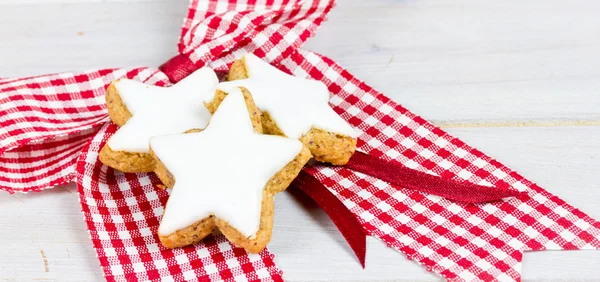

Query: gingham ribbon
[1,0,599,281]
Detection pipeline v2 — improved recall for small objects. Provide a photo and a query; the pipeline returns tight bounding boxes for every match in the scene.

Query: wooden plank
[305,0,600,123]
[1,0,599,280]
[1,0,599,122]
[1,126,599,281]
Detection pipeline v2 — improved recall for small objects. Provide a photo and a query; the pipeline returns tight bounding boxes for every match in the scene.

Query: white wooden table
[1,0,599,281]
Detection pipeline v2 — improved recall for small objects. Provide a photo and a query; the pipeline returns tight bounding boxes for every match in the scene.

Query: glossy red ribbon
[159,53,197,83]
[159,53,523,267]
[346,151,524,203]
[291,171,366,267]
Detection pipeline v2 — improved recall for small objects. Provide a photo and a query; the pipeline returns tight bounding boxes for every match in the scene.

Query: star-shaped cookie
[150,88,311,252]
[207,53,358,165]
[100,67,218,172]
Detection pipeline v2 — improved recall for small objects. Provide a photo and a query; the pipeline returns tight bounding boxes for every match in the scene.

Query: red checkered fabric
[2,0,599,281]
[77,122,283,282]
[0,68,157,193]
[179,0,333,71]
[279,49,600,281]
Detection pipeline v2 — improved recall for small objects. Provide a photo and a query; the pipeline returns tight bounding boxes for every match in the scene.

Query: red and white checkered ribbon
[1,0,599,281]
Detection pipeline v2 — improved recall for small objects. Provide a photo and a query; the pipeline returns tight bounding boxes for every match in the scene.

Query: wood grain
[0,0,599,281]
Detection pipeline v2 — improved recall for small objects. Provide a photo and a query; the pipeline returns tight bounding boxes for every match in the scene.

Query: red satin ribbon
[346,151,525,203]
[159,53,197,83]
[159,53,523,267]
[292,171,366,267]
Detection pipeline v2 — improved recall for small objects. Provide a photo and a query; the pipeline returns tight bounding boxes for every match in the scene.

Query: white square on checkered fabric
[453,148,468,158]
[364,116,379,126]
[455,246,470,258]
[560,230,576,242]
[412,202,427,214]
[471,237,487,248]
[451,226,468,236]
[125,246,138,255]
[204,264,218,275]
[376,201,392,212]
[487,226,503,237]
[502,214,518,225]
[65,83,80,93]
[255,268,269,279]
[377,104,393,115]
[118,230,131,239]
[415,225,430,235]
[110,265,124,276]
[446,203,463,214]
[574,219,592,230]
[139,228,153,237]
[415,126,431,137]
[175,254,190,265]
[472,158,488,168]
[433,137,449,148]
[132,212,145,222]
[419,148,434,159]
[112,215,124,224]
[360,211,375,222]
[395,213,411,224]
[475,259,493,272]
[391,191,408,202]
[435,236,451,246]
[147,244,160,252]
[343,198,357,210]
[154,259,167,269]
[357,189,373,199]
[339,178,354,189]
[398,234,414,245]
[329,95,344,106]
[466,215,483,226]
[497,273,515,282]
[92,214,103,222]
[538,216,554,227]
[517,203,534,214]
[381,127,396,138]
[437,159,453,170]
[98,231,109,240]
[104,247,117,257]
[379,223,394,234]
[367,137,383,149]
[360,93,375,105]
[183,270,196,281]
[513,181,529,192]
[400,138,416,149]
[347,105,360,116]
[153,207,164,217]
[342,82,358,94]
[429,214,445,225]
[418,246,435,257]
[508,238,525,250]
[132,262,145,273]
[438,258,454,269]
[491,249,509,260]
[89,78,105,90]
[396,114,411,125]
[457,169,473,181]
[492,169,508,179]
[404,159,419,170]
[385,150,401,160]
[324,68,339,82]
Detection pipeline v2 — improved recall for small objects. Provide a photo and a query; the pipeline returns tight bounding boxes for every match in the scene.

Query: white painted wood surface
[1,0,599,281]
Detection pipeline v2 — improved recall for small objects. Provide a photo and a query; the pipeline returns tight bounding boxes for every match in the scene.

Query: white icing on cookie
[151,89,302,237]
[107,67,218,153]
[215,53,357,139]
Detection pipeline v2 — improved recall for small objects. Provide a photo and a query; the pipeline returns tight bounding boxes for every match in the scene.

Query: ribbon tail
[292,170,367,268]
[345,151,525,203]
